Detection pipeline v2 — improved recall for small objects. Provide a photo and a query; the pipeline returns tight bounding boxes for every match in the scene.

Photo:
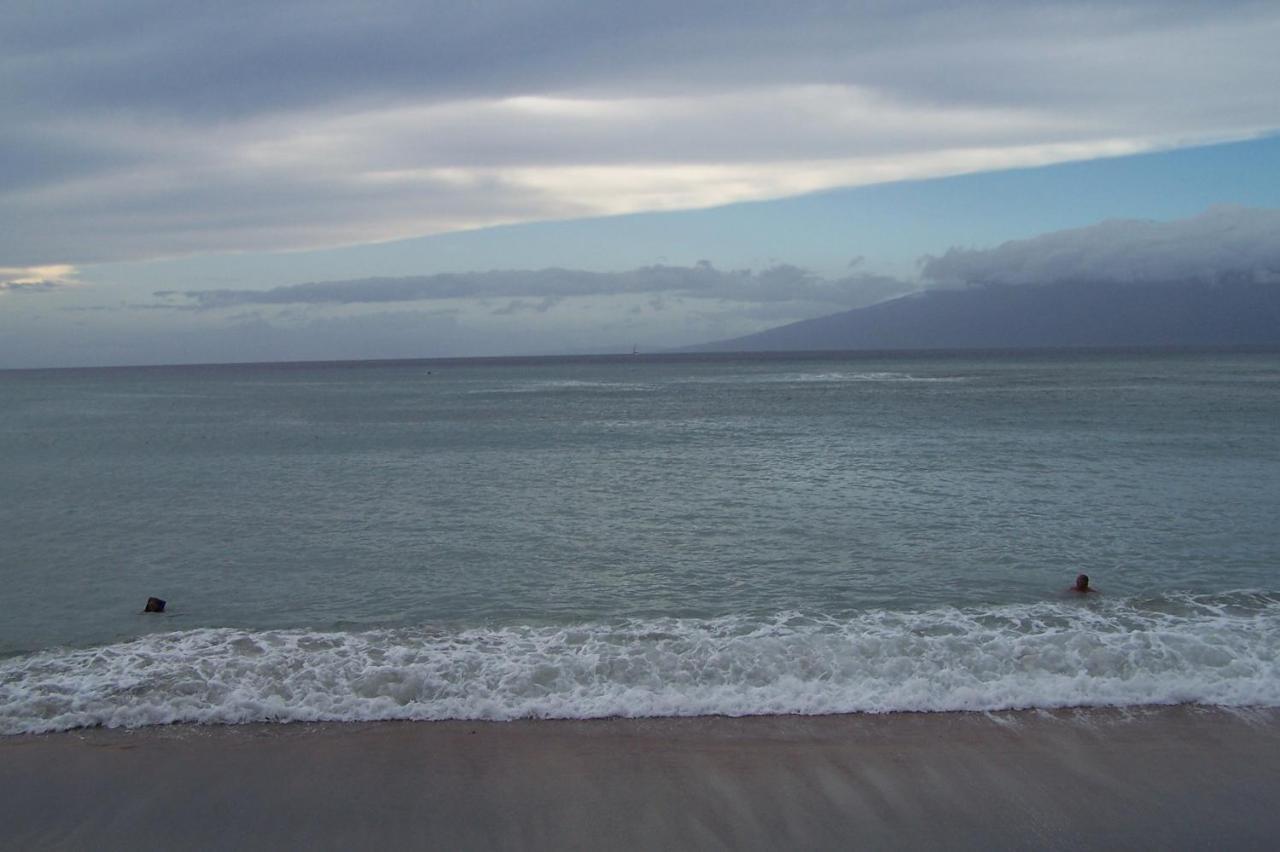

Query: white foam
[679,371,967,385]
[2,593,1277,734]
[477,379,658,394]
[472,372,964,395]
[778,371,965,384]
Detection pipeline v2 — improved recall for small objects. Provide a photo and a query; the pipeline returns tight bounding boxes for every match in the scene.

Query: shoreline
[3,706,1278,849]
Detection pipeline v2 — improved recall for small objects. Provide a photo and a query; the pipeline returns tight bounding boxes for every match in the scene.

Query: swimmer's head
[1074,574,1090,592]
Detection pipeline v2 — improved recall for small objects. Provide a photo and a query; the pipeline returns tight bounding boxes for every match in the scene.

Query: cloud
[1,91,1172,266]
[3,1,1279,264]
[12,205,1280,369]
[0,265,79,293]
[0,281,61,294]
[156,263,914,311]
[922,205,1280,286]
[6,2,1270,118]
[143,206,1280,319]
[490,298,561,316]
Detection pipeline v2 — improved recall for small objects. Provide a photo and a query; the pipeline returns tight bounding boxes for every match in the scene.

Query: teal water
[2,350,1279,731]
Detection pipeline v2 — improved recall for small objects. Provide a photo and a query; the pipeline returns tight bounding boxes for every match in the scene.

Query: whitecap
[2,592,1276,734]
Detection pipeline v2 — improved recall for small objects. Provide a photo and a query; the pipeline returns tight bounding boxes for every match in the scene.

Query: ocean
[2,349,1278,734]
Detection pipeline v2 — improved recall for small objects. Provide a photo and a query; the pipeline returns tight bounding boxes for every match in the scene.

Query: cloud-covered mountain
[693,206,1280,351]
[922,205,1280,287]
[691,279,1280,351]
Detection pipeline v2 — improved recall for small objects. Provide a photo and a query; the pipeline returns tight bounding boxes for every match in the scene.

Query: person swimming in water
[1070,574,1095,593]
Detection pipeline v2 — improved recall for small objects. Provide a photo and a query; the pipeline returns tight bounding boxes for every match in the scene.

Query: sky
[2,0,1279,368]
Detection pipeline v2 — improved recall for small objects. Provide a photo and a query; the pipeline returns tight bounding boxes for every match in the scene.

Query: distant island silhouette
[688,278,1280,352]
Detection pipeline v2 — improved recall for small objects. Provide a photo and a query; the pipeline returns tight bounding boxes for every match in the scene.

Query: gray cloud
[6,2,1268,118]
[922,205,1280,287]
[157,263,914,311]
[490,297,562,316]
[0,130,140,195]
[4,2,1278,265]
[0,280,62,294]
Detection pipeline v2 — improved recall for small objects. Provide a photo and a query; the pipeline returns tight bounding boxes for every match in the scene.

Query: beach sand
[2,706,1277,850]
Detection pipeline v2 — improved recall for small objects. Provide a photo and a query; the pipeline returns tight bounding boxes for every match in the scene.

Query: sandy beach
[2,706,1277,850]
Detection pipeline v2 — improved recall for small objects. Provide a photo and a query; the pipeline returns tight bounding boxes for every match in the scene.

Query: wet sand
[2,706,1278,850]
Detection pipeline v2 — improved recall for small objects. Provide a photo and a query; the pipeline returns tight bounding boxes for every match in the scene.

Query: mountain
[689,278,1280,352]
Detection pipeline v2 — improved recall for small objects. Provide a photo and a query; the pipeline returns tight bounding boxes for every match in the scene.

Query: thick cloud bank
[160,264,910,311]
[4,1,1279,265]
[923,206,1280,287]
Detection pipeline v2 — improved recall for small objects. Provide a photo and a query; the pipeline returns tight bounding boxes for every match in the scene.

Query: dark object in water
[144,597,166,613]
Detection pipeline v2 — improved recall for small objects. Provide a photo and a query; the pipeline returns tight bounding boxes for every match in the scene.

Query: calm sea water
[2,350,1279,732]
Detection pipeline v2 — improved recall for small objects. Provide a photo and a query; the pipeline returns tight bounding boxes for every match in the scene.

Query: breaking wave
[3,592,1277,734]
[681,371,967,384]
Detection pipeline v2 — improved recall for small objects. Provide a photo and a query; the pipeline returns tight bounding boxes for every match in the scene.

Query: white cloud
[5,87,1190,265]
[0,264,79,293]
[922,205,1280,286]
